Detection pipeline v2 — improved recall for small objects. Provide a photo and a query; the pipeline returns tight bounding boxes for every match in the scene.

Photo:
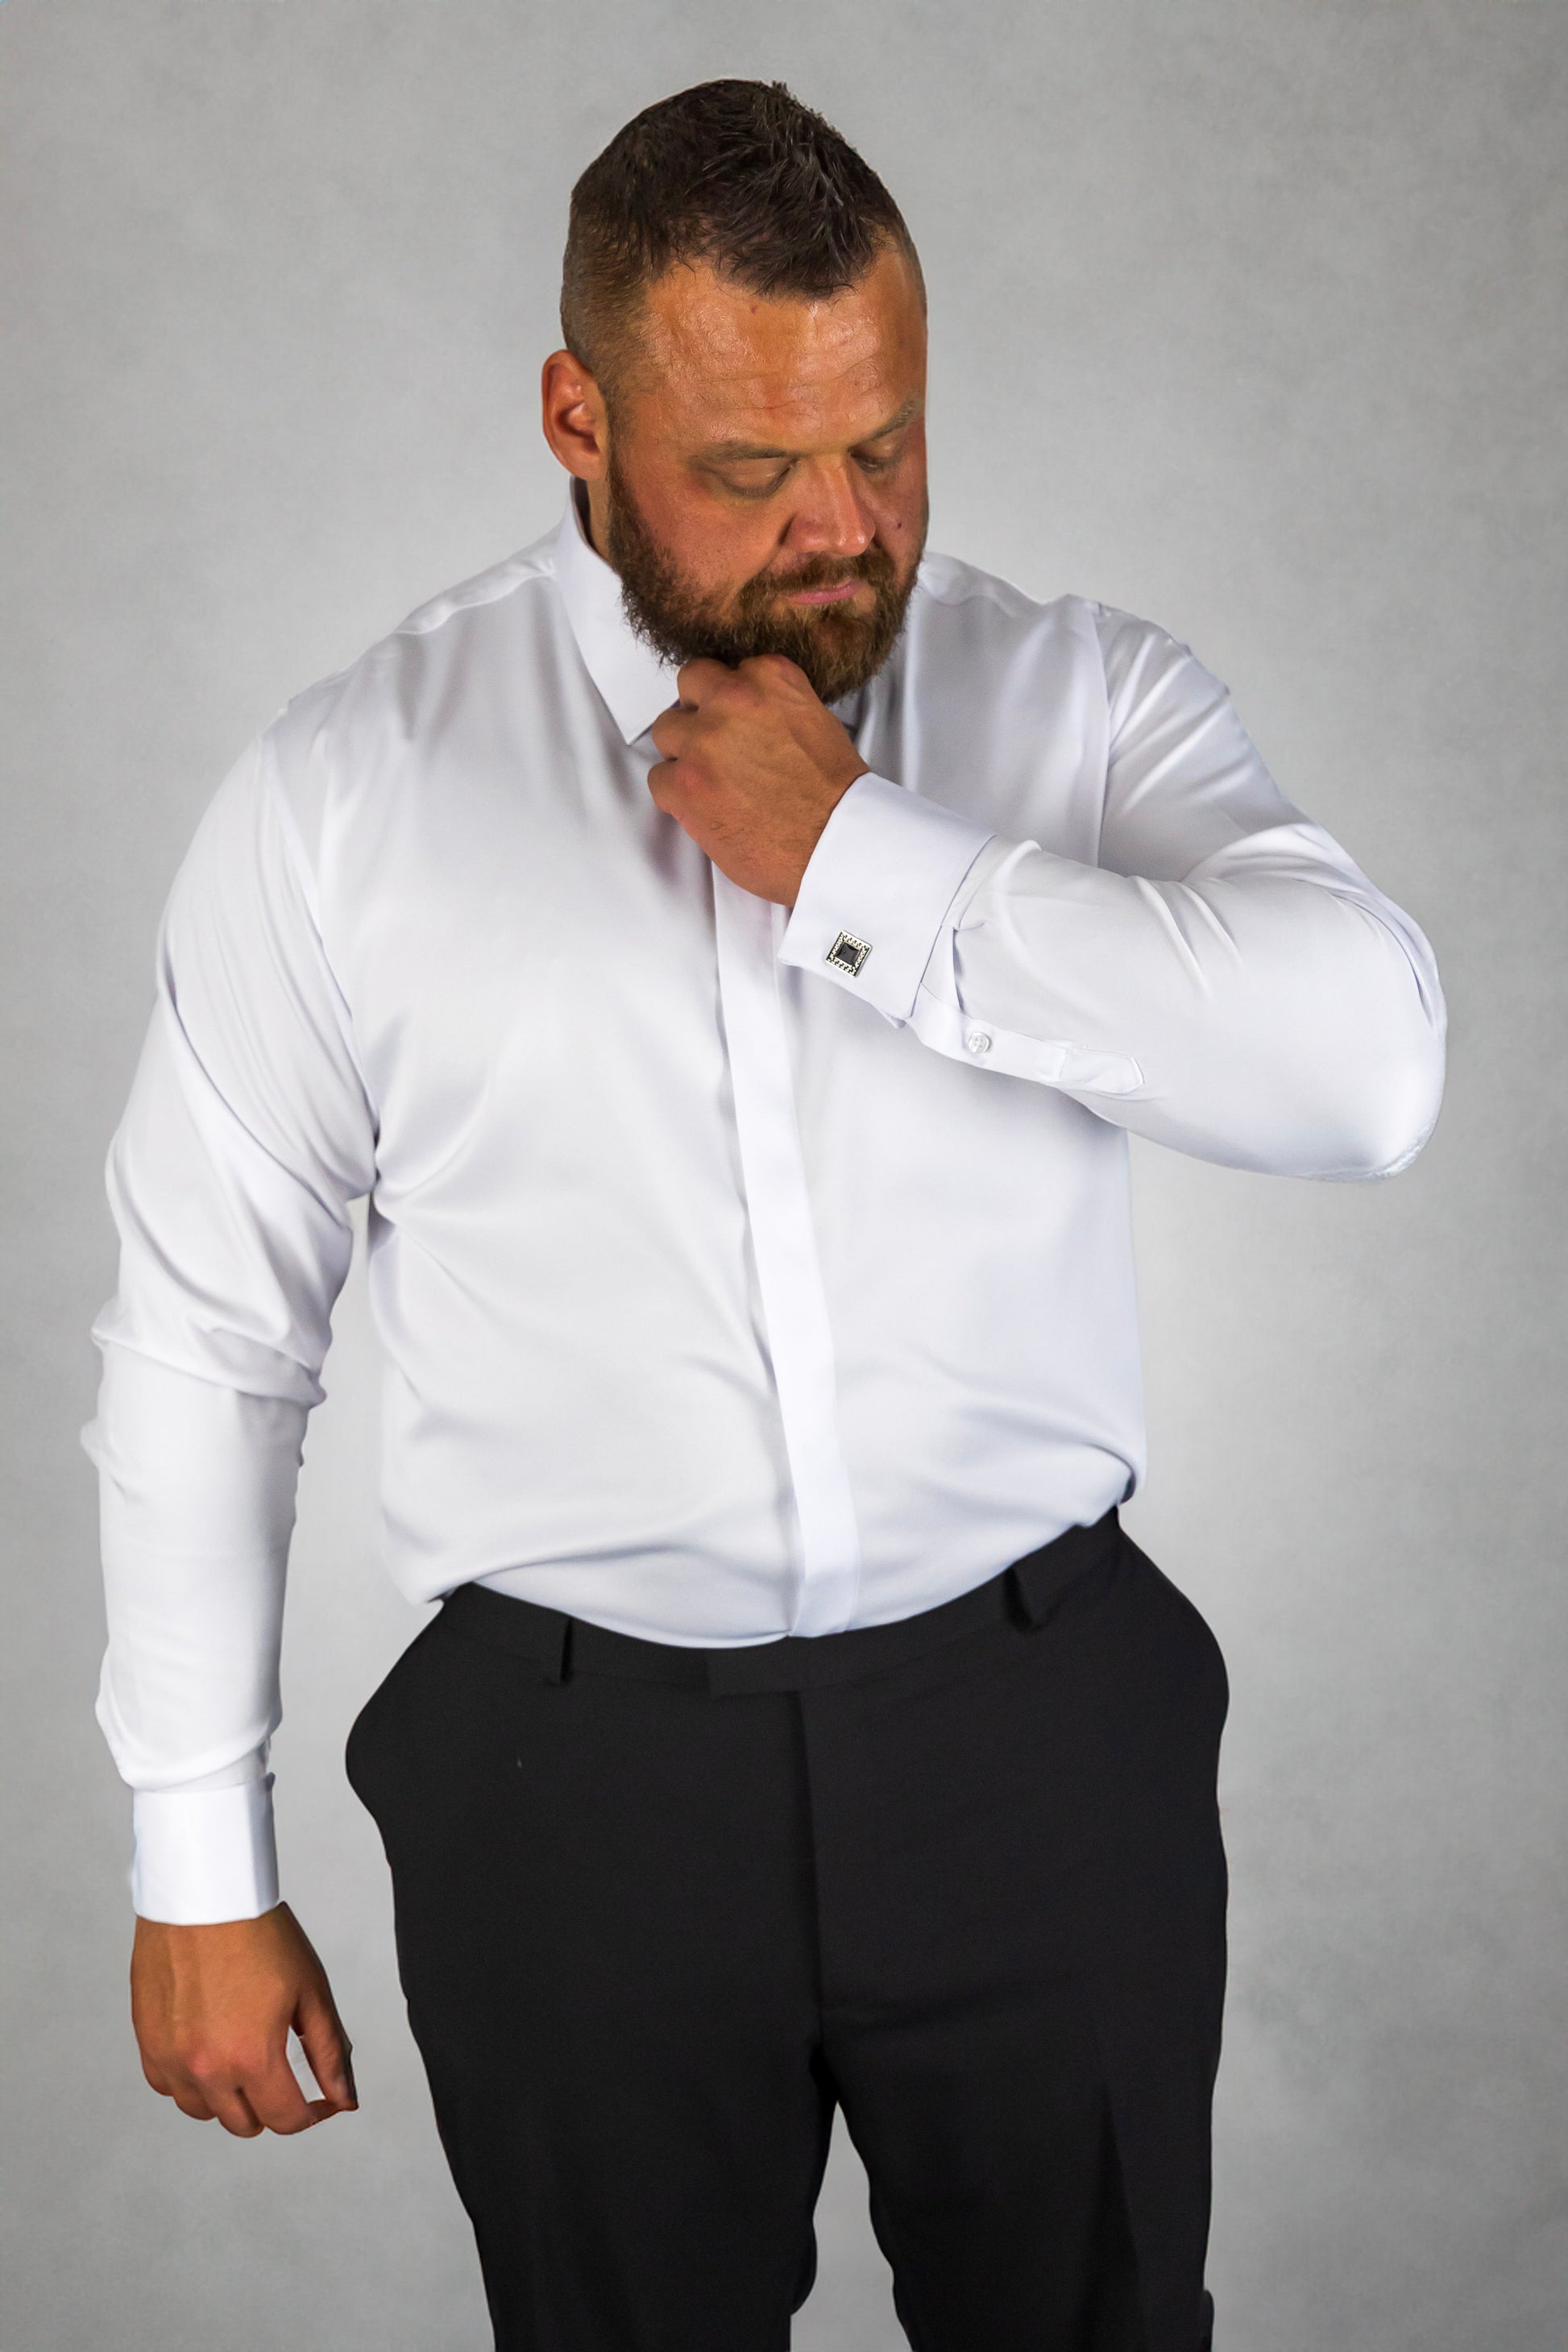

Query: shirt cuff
[131,1777,280,1923]
[780,773,996,1022]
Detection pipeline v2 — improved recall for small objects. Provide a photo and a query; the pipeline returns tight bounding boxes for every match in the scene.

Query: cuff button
[964,1030,993,1056]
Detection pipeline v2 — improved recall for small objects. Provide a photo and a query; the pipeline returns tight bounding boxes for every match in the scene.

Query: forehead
[628,245,926,447]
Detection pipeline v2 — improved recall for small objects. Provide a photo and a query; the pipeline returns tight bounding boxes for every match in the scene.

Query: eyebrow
[695,397,922,463]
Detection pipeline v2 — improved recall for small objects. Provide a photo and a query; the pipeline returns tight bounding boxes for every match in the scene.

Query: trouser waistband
[436,1505,1123,1694]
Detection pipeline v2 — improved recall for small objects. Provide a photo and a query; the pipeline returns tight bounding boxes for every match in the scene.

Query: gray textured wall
[2,5,1562,2346]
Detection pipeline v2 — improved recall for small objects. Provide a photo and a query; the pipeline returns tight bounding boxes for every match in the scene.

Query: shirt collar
[549,477,869,746]
[551,479,680,746]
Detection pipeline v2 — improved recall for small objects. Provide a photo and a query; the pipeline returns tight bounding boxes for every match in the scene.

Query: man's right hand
[131,1900,358,2137]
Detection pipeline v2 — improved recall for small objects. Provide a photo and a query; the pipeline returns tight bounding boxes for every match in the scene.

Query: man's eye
[721,468,791,499]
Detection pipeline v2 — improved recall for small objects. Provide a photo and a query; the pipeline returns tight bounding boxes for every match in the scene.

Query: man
[86,77,1445,2352]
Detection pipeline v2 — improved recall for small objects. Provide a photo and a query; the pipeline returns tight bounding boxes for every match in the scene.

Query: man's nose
[783,463,875,561]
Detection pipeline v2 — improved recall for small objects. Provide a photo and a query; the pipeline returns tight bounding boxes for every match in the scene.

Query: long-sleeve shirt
[83,482,1446,1923]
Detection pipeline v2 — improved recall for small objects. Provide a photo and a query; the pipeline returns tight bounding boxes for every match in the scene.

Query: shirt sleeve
[82,724,376,1923]
[780,605,1446,1180]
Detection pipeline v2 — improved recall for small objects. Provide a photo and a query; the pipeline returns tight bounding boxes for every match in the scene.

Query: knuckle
[188,2039,261,2089]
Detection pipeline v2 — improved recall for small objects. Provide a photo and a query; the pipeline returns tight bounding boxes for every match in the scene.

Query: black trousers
[346,1509,1227,2352]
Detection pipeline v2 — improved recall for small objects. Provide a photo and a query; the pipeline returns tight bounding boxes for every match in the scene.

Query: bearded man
[88,77,1446,2352]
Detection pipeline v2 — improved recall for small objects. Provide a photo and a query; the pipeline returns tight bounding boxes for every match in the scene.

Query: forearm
[782,782,1445,1180]
[919,831,1446,1176]
[86,1344,306,1922]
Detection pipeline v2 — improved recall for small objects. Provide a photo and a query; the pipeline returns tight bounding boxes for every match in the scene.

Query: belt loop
[1009,1507,1121,1632]
[542,1616,573,1686]
[1007,1560,1055,1632]
[438,1584,576,1681]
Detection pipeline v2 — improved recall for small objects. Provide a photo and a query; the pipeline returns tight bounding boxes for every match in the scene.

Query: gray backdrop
[2,4,1562,2346]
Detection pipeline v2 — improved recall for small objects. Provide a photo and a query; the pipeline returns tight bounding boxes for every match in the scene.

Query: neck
[575,476,612,567]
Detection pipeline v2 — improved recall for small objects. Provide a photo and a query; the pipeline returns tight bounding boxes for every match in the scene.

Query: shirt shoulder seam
[390,549,558,642]
[263,548,561,752]
[915,557,1091,628]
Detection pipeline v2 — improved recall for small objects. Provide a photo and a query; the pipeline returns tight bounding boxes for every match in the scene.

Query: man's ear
[540,351,609,483]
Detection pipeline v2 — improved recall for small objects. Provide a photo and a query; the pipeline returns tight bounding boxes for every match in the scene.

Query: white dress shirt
[84,482,1446,1923]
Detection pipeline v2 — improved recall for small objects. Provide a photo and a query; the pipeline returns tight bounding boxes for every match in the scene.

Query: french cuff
[131,1776,280,1924]
[780,773,996,1022]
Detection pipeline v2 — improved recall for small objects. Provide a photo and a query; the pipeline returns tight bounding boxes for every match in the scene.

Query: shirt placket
[711,865,863,1636]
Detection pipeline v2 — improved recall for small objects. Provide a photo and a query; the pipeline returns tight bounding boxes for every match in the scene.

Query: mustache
[740,544,899,606]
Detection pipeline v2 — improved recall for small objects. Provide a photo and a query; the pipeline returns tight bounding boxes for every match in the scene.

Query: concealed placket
[711,865,863,1636]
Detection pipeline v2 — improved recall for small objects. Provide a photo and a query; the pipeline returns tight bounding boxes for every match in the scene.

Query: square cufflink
[826,931,873,978]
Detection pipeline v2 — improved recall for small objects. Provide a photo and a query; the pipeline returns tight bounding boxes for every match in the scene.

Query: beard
[603,446,926,707]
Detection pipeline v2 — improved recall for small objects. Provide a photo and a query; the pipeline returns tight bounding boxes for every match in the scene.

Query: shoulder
[388,527,562,645]
[258,524,564,861]
[898,556,1094,745]
[911,545,1092,642]
[906,550,1156,705]
[915,551,1213,696]
[1084,601,1229,737]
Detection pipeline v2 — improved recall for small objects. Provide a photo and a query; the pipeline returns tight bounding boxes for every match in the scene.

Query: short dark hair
[561,80,923,407]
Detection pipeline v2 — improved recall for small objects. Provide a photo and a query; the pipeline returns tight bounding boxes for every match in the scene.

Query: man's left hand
[648,656,869,906]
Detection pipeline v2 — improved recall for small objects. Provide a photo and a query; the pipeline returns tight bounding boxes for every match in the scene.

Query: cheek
[637,482,772,601]
[864,457,926,558]
[888,437,929,535]
[869,488,925,573]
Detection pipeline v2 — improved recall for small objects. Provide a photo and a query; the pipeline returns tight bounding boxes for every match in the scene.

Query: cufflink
[826,931,872,977]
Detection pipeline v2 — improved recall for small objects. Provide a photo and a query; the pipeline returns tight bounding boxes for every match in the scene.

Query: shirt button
[964,1030,993,1057]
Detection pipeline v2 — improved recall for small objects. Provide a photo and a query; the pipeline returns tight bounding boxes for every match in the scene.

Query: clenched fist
[648,654,869,906]
[131,1901,356,2138]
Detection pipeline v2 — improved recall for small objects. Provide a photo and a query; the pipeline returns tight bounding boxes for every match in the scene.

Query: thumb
[295,1977,357,2109]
